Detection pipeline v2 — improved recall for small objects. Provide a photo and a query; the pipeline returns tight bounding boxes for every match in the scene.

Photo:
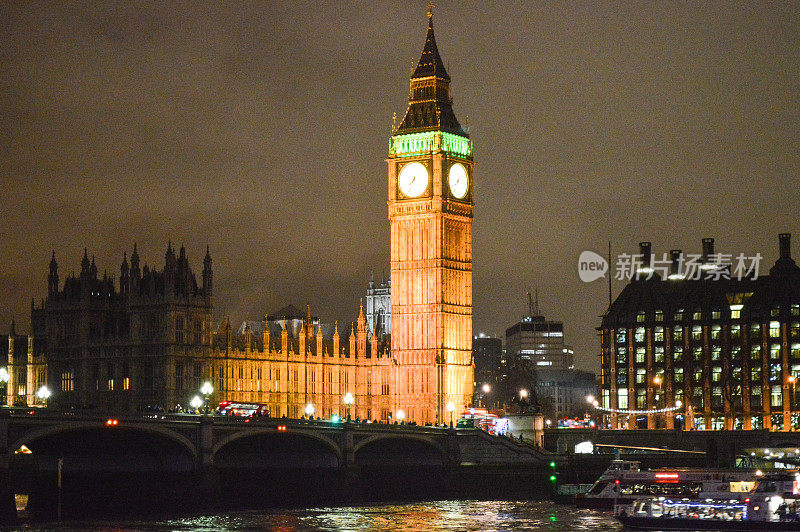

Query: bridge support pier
[0,411,17,526]
[198,416,218,505]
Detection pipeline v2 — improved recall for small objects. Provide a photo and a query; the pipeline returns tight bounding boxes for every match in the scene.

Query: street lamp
[519,388,528,399]
[447,401,456,427]
[585,395,595,420]
[343,392,354,420]
[36,385,51,406]
[305,403,315,418]
[200,381,213,413]
[190,395,203,412]
[396,409,405,423]
[481,383,491,408]
[653,375,663,428]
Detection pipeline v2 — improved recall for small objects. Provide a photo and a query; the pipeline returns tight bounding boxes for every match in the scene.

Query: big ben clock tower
[388,9,474,424]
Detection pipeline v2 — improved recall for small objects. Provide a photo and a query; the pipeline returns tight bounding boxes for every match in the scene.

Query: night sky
[2,2,799,371]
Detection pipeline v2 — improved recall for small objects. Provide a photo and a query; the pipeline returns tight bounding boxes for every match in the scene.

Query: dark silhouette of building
[31,243,214,412]
[600,234,800,431]
[473,335,502,407]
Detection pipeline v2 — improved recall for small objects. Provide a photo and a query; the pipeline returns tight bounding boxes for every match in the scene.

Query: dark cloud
[1,1,799,371]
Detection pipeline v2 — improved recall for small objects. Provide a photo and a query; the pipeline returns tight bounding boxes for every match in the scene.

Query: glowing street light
[200,381,214,396]
[586,395,595,404]
[0,367,8,384]
[447,401,456,427]
[396,409,405,423]
[36,385,51,406]
[482,383,491,394]
[343,392,354,420]
[190,395,203,411]
[519,389,529,399]
[305,403,315,418]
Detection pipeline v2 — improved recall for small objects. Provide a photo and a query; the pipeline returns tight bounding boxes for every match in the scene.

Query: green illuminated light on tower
[390,131,472,159]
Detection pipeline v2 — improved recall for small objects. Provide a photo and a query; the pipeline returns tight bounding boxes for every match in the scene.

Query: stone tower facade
[388,11,474,424]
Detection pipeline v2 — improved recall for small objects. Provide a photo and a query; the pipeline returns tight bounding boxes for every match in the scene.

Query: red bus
[217,401,270,417]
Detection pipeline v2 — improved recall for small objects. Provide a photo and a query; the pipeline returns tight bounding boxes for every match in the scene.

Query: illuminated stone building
[599,234,800,431]
[205,304,392,421]
[3,321,47,407]
[388,10,475,424]
[365,275,391,337]
[31,244,214,412]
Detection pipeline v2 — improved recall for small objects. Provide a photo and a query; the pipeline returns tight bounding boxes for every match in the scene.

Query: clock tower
[388,10,474,424]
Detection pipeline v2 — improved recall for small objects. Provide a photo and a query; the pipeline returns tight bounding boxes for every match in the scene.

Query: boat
[575,460,760,509]
[615,470,800,530]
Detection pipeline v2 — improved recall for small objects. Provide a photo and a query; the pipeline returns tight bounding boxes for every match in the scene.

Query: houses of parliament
[11,12,476,424]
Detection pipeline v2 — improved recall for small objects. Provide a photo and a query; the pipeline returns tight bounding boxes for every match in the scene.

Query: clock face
[398,162,429,198]
[448,163,469,199]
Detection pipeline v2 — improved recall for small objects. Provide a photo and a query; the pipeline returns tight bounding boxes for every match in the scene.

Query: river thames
[14,500,621,531]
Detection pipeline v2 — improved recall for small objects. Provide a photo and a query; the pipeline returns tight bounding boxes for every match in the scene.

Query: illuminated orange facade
[388,13,474,424]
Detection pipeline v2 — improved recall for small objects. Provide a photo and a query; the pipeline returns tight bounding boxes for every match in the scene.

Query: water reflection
[19,500,622,531]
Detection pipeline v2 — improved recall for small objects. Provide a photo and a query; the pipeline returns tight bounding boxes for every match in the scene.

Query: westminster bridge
[0,410,548,523]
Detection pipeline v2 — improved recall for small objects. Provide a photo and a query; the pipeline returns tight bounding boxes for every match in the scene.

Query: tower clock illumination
[398,162,430,197]
[387,8,475,425]
[448,163,468,199]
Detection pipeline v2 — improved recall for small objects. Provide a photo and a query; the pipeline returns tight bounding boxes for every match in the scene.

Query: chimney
[779,233,791,259]
[637,242,653,277]
[702,238,715,261]
[668,250,683,280]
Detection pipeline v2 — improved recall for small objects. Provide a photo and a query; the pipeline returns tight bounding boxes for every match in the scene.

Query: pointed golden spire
[427,0,434,19]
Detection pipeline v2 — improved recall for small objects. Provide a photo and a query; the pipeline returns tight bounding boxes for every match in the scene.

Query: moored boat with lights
[615,470,800,530]
[575,460,763,509]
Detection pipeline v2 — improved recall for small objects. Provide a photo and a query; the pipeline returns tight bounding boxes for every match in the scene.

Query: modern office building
[599,234,800,431]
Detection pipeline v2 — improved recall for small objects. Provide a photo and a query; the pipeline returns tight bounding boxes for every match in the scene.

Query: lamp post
[343,392,354,421]
[190,395,203,413]
[305,403,315,419]
[200,381,213,413]
[585,395,595,422]
[396,409,405,424]
[36,385,51,407]
[482,383,491,408]
[653,375,663,428]
[447,401,456,428]
[519,388,529,413]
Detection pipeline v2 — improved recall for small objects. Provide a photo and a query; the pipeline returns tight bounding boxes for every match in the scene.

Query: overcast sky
[2,1,799,371]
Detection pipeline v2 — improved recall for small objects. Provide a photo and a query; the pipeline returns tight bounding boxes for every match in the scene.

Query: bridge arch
[212,428,342,465]
[9,421,198,461]
[353,433,446,466]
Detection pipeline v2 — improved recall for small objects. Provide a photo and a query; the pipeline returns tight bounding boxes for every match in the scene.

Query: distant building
[31,243,214,412]
[365,275,391,337]
[600,234,800,431]
[3,321,47,407]
[473,335,502,407]
[501,301,593,416]
[536,368,596,421]
[505,314,575,371]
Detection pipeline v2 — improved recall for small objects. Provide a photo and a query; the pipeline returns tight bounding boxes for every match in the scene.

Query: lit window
[712,309,721,319]
[693,346,703,361]
[673,326,684,341]
[616,348,627,364]
[635,327,646,343]
[673,346,683,362]
[692,326,702,341]
[771,385,782,407]
[731,325,741,339]
[770,321,781,338]
[655,310,664,322]
[674,368,683,383]
[792,305,800,317]
[792,344,800,360]
[711,325,721,340]
[711,347,721,361]
[751,345,761,360]
[655,346,665,363]
[712,367,722,382]
[123,377,130,390]
[750,324,761,339]
[693,309,702,320]
[636,368,646,384]
[616,329,627,344]
[654,327,664,342]
[617,389,628,409]
[771,307,781,318]
[636,312,646,323]
[674,309,684,321]
[636,347,646,364]
[770,344,781,360]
